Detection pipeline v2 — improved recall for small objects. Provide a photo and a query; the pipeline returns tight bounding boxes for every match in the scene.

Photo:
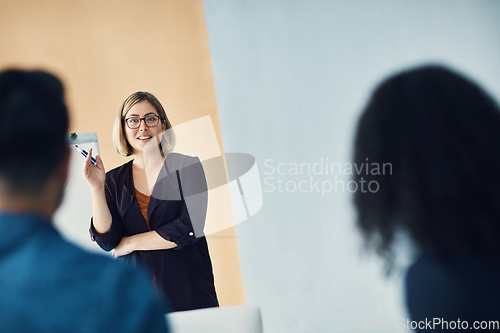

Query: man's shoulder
[79,253,170,332]
[27,226,141,286]
[44,236,170,331]
[0,217,170,333]
[51,237,149,290]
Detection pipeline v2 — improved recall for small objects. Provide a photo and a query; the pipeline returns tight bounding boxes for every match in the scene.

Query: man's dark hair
[0,69,69,194]
[353,65,500,268]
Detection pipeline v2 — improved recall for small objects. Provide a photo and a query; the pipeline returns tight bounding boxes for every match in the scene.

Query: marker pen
[75,145,97,166]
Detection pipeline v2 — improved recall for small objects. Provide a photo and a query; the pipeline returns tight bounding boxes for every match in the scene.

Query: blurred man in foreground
[0,69,169,333]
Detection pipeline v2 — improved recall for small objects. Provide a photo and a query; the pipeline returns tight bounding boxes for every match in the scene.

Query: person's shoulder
[45,235,124,277]
[60,245,170,332]
[95,260,170,332]
[165,153,201,173]
[44,235,137,284]
[406,252,462,298]
[405,251,500,322]
[167,152,199,165]
[106,159,133,176]
[2,219,169,332]
[406,251,500,289]
[28,230,157,296]
[105,160,133,183]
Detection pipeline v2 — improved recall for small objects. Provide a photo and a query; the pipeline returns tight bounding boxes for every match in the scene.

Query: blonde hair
[113,91,175,156]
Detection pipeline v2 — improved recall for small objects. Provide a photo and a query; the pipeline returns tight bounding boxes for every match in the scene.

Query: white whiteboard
[54,132,104,253]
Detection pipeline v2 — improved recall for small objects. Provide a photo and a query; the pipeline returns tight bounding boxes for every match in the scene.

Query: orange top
[135,189,151,230]
[134,188,157,285]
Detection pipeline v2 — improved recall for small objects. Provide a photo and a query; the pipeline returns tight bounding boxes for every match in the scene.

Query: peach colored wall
[0,0,244,306]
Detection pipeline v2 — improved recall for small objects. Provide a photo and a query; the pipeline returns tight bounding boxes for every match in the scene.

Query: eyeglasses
[125,114,161,129]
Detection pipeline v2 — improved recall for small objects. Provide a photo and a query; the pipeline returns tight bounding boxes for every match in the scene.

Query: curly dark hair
[353,64,500,267]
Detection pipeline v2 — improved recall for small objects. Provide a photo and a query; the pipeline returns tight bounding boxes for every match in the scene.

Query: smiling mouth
[137,136,152,141]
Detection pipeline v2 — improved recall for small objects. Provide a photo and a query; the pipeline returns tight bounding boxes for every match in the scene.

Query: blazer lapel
[148,160,182,220]
[118,161,136,217]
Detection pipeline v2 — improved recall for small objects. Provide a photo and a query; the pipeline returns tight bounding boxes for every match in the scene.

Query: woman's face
[124,100,166,154]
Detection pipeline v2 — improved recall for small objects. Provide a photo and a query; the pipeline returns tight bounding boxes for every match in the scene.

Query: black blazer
[90,153,218,311]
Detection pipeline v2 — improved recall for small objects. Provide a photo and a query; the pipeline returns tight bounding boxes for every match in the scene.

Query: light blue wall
[203,1,500,332]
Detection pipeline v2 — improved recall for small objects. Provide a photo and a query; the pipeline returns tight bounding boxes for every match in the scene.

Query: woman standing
[353,65,500,331]
[84,91,218,311]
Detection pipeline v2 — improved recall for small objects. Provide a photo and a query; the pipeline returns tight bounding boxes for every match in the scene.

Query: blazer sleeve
[89,183,124,252]
[154,157,208,250]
